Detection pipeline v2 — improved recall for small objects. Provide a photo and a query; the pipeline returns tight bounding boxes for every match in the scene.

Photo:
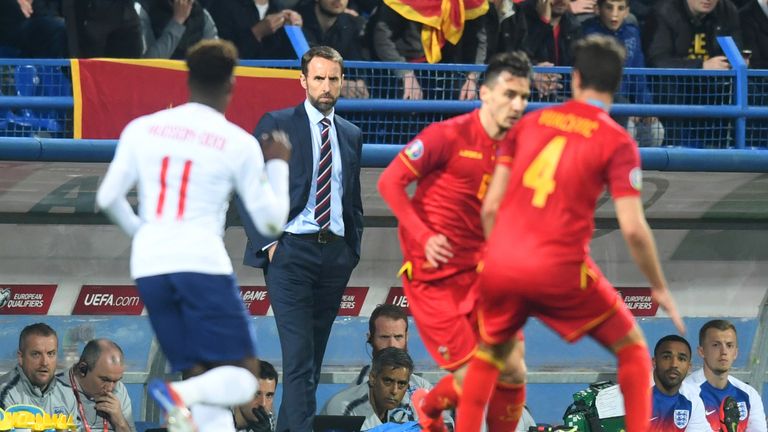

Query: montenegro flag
[70,59,305,139]
[384,0,489,64]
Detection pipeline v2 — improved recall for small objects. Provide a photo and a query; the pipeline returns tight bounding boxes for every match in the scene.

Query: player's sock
[617,342,652,432]
[456,352,503,432]
[191,403,237,432]
[486,381,525,432]
[172,365,257,407]
[423,374,460,418]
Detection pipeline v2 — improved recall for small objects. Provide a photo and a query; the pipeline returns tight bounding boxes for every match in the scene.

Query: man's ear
[479,83,490,103]
[17,350,22,366]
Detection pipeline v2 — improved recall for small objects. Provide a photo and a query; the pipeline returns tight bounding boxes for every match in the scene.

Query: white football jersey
[96,102,289,278]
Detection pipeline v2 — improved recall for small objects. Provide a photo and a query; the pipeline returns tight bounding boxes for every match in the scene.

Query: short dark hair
[301,46,344,76]
[572,34,626,94]
[653,334,692,357]
[19,323,57,351]
[186,39,238,95]
[79,339,124,372]
[371,347,414,376]
[482,51,532,87]
[259,360,278,384]
[597,0,629,7]
[699,319,737,347]
[369,304,409,337]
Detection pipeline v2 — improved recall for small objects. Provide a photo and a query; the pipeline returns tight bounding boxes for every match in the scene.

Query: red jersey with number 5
[378,110,502,280]
[487,100,642,272]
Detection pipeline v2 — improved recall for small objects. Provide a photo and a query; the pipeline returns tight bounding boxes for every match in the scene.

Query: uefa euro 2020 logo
[0,288,11,309]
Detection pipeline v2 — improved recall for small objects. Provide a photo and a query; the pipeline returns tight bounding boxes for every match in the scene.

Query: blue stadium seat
[6,64,67,134]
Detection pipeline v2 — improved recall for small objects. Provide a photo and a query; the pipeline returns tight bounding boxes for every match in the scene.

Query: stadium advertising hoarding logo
[338,287,369,316]
[616,287,659,316]
[72,285,144,315]
[0,285,57,314]
[384,287,411,315]
[240,286,270,315]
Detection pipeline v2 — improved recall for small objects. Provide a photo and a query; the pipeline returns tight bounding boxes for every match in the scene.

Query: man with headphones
[57,339,135,432]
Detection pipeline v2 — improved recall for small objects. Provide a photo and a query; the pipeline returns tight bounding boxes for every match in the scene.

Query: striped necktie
[315,117,332,230]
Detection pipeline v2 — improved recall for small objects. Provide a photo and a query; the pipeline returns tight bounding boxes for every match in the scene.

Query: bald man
[58,339,135,432]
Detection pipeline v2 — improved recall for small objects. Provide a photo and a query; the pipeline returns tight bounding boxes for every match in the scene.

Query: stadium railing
[1,35,767,425]
[1,38,767,167]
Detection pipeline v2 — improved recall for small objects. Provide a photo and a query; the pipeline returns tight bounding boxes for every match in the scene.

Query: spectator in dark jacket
[644,0,741,69]
[739,0,768,69]
[519,0,581,99]
[298,0,369,97]
[208,0,302,59]
[739,0,768,147]
[486,0,528,61]
[68,0,143,58]
[521,0,582,66]
[0,0,68,57]
[299,0,364,60]
[644,0,742,147]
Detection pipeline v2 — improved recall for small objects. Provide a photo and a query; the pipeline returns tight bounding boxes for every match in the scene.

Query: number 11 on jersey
[156,156,193,219]
[522,136,566,208]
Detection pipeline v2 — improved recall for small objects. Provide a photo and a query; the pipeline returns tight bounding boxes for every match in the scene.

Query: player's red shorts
[402,265,481,371]
[476,256,635,348]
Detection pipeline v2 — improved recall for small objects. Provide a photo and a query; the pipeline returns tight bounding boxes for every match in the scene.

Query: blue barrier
[2,137,768,171]
[1,36,767,153]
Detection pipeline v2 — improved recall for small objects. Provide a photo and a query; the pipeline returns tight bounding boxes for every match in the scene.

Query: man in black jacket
[298,0,369,98]
[644,0,741,69]
[518,0,581,100]
[485,0,528,62]
[739,0,767,68]
[0,0,68,57]
[208,0,302,59]
[644,0,742,147]
[739,0,768,148]
[520,0,581,66]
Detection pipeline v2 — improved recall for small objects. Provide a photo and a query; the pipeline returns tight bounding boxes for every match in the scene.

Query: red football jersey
[487,100,642,273]
[378,110,502,279]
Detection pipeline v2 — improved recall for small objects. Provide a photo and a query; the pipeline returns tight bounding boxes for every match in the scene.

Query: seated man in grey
[322,347,454,430]
[57,339,136,432]
[355,304,431,392]
[356,304,535,431]
[0,323,75,416]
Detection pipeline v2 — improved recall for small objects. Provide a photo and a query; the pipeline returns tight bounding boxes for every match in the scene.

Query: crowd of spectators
[1,0,764,69]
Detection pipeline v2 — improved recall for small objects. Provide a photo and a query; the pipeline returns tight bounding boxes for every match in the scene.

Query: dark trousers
[16,16,69,58]
[266,233,357,432]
